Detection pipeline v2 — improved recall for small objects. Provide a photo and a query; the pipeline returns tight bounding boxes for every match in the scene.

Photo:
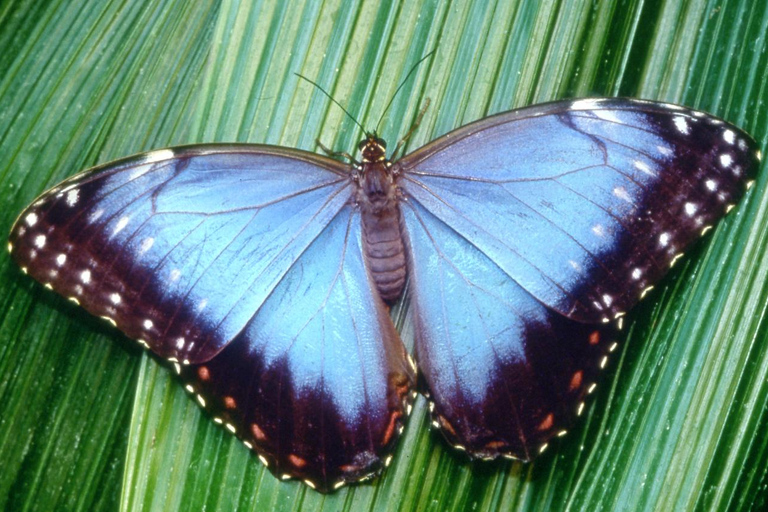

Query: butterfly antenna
[375,49,436,134]
[295,73,367,135]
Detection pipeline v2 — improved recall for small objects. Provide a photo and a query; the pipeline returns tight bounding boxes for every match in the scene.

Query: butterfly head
[359,132,388,163]
[356,133,398,214]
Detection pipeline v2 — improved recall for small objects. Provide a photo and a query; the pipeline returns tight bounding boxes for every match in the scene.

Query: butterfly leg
[316,139,358,164]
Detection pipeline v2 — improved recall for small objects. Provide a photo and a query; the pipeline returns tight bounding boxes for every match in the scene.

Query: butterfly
[8,97,761,492]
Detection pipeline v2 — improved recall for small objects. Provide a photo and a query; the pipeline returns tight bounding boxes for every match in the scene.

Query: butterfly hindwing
[403,200,615,459]
[178,206,415,491]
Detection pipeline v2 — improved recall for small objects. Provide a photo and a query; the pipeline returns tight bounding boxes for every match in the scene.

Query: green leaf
[1,1,767,511]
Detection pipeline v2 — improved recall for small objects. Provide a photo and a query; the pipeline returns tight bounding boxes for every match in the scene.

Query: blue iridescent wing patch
[8,98,761,491]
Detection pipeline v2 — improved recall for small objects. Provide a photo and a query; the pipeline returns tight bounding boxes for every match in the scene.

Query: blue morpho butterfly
[8,87,761,492]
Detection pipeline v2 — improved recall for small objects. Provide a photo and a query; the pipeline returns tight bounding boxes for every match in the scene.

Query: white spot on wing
[56,254,67,266]
[592,224,605,237]
[176,337,185,349]
[673,116,690,134]
[659,232,670,247]
[684,202,697,216]
[113,216,130,235]
[66,188,79,206]
[719,153,733,168]
[170,268,181,281]
[130,150,175,180]
[110,293,121,305]
[81,270,92,284]
[139,237,154,254]
[571,98,603,110]
[705,179,717,191]
[89,208,104,223]
[25,213,38,227]
[144,148,175,164]
[613,186,632,203]
[723,129,735,144]
[34,235,46,249]
[143,319,154,330]
[634,160,655,176]
[631,268,642,280]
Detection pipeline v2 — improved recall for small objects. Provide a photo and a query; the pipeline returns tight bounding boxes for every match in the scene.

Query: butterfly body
[356,133,408,302]
[9,98,761,491]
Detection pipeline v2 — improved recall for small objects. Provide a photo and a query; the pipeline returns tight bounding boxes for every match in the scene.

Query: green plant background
[1,1,767,511]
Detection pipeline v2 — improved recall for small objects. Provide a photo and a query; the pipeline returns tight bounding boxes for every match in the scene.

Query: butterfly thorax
[356,134,407,303]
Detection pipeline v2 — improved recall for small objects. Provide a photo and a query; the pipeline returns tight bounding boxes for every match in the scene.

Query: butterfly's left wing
[9,146,415,491]
[398,98,760,459]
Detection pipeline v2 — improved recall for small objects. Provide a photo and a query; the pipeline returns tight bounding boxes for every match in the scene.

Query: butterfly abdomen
[361,207,407,302]
[358,160,407,303]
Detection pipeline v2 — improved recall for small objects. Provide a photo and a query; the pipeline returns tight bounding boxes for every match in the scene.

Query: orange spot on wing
[537,413,554,431]
[483,440,506,450]
[197,366,210,381]
[288,454,307,468]
[569,370,584,391]
[251,423,266,441]
[438,414,457,437]
[224,396,236,409]
[340,463,362,473]
[589,331,600,345]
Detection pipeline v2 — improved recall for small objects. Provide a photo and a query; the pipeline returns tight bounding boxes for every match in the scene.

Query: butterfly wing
[9,145,415,491]
[398,98,760,459]
[178,204,415,490]
[401,98,760,323]
[402,200,616,459]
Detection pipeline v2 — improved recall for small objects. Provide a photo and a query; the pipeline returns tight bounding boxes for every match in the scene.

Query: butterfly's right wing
[397,99,759,460]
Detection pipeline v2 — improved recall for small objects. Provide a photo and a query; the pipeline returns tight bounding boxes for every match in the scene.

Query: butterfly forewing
[399,98,760,323]
[398,98,760,460]
[10,146,351,363]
